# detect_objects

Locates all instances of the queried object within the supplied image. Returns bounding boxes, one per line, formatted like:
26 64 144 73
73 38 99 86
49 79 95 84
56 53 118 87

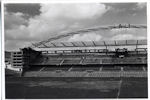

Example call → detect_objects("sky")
4 3 147 51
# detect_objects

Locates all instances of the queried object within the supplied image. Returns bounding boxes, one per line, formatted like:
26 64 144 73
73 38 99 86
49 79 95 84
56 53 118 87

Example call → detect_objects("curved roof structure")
33 39 147 52
31 24 147 49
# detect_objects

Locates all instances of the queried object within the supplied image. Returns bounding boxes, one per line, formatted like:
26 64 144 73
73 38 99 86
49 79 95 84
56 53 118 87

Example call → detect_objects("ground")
5 77 148 99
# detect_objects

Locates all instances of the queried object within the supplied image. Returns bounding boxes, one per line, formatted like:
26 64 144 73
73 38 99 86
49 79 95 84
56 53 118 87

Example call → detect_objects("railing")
24 71 147 77
30 55 147 65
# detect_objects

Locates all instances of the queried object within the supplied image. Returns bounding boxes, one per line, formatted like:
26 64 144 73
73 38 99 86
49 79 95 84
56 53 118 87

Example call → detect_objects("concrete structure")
8 24 147 77
10 51 23 72
10 48 41 72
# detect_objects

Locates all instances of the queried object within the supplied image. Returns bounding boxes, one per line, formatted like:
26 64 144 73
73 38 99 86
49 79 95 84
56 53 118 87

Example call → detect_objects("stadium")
5 24 148 98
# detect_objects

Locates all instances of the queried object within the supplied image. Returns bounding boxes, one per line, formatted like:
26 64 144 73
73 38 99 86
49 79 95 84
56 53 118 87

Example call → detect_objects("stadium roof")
31 24 147 48
33 40 147 51
35 40 147 48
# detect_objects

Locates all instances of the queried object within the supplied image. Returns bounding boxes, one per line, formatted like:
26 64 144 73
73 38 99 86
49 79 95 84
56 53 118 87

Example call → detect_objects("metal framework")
33 40 147 52
30 24 147 48
35 40 147 48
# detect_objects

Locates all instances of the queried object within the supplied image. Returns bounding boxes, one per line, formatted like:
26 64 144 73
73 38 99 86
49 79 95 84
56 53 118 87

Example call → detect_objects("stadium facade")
9 24 147 77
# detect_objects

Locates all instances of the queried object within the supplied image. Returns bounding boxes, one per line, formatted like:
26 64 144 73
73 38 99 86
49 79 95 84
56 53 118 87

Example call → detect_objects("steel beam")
81 41 87 47
71 42 77 47
92 41 96 46
51 43 57 47
61 42 67 47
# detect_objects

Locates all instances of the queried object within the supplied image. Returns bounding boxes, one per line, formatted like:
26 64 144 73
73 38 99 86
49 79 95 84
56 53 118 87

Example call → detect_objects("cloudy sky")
4 3 147 51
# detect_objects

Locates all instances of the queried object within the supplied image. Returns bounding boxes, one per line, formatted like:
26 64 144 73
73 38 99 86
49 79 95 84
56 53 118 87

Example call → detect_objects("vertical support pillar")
99 66 102 71
143 66 146 71
104 41 108 55
121 67 124 71
136 40 138 54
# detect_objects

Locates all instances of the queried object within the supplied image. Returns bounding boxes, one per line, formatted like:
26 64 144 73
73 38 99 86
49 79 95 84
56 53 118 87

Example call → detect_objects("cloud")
111 34 146 40
5 3 109 50
5 3 147 51
5 40 31 51
136 3 146 9
110 28 147 37
110 28 147 41
27 3 109 39
5 11 28 30
40 3 108 19
5 25 32 41
111 34 133 40
67 28 147 42
68 32 102 41
110 28 137 35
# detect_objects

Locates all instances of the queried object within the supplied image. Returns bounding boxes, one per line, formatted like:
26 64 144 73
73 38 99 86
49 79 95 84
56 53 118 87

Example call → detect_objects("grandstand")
9 24 147 78
6 24 148 99
11 40 147 77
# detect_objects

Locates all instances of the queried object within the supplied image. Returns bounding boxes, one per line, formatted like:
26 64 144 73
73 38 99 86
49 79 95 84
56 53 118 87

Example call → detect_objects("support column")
99 66 102 71
143 66 146 71
121 66 124 71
